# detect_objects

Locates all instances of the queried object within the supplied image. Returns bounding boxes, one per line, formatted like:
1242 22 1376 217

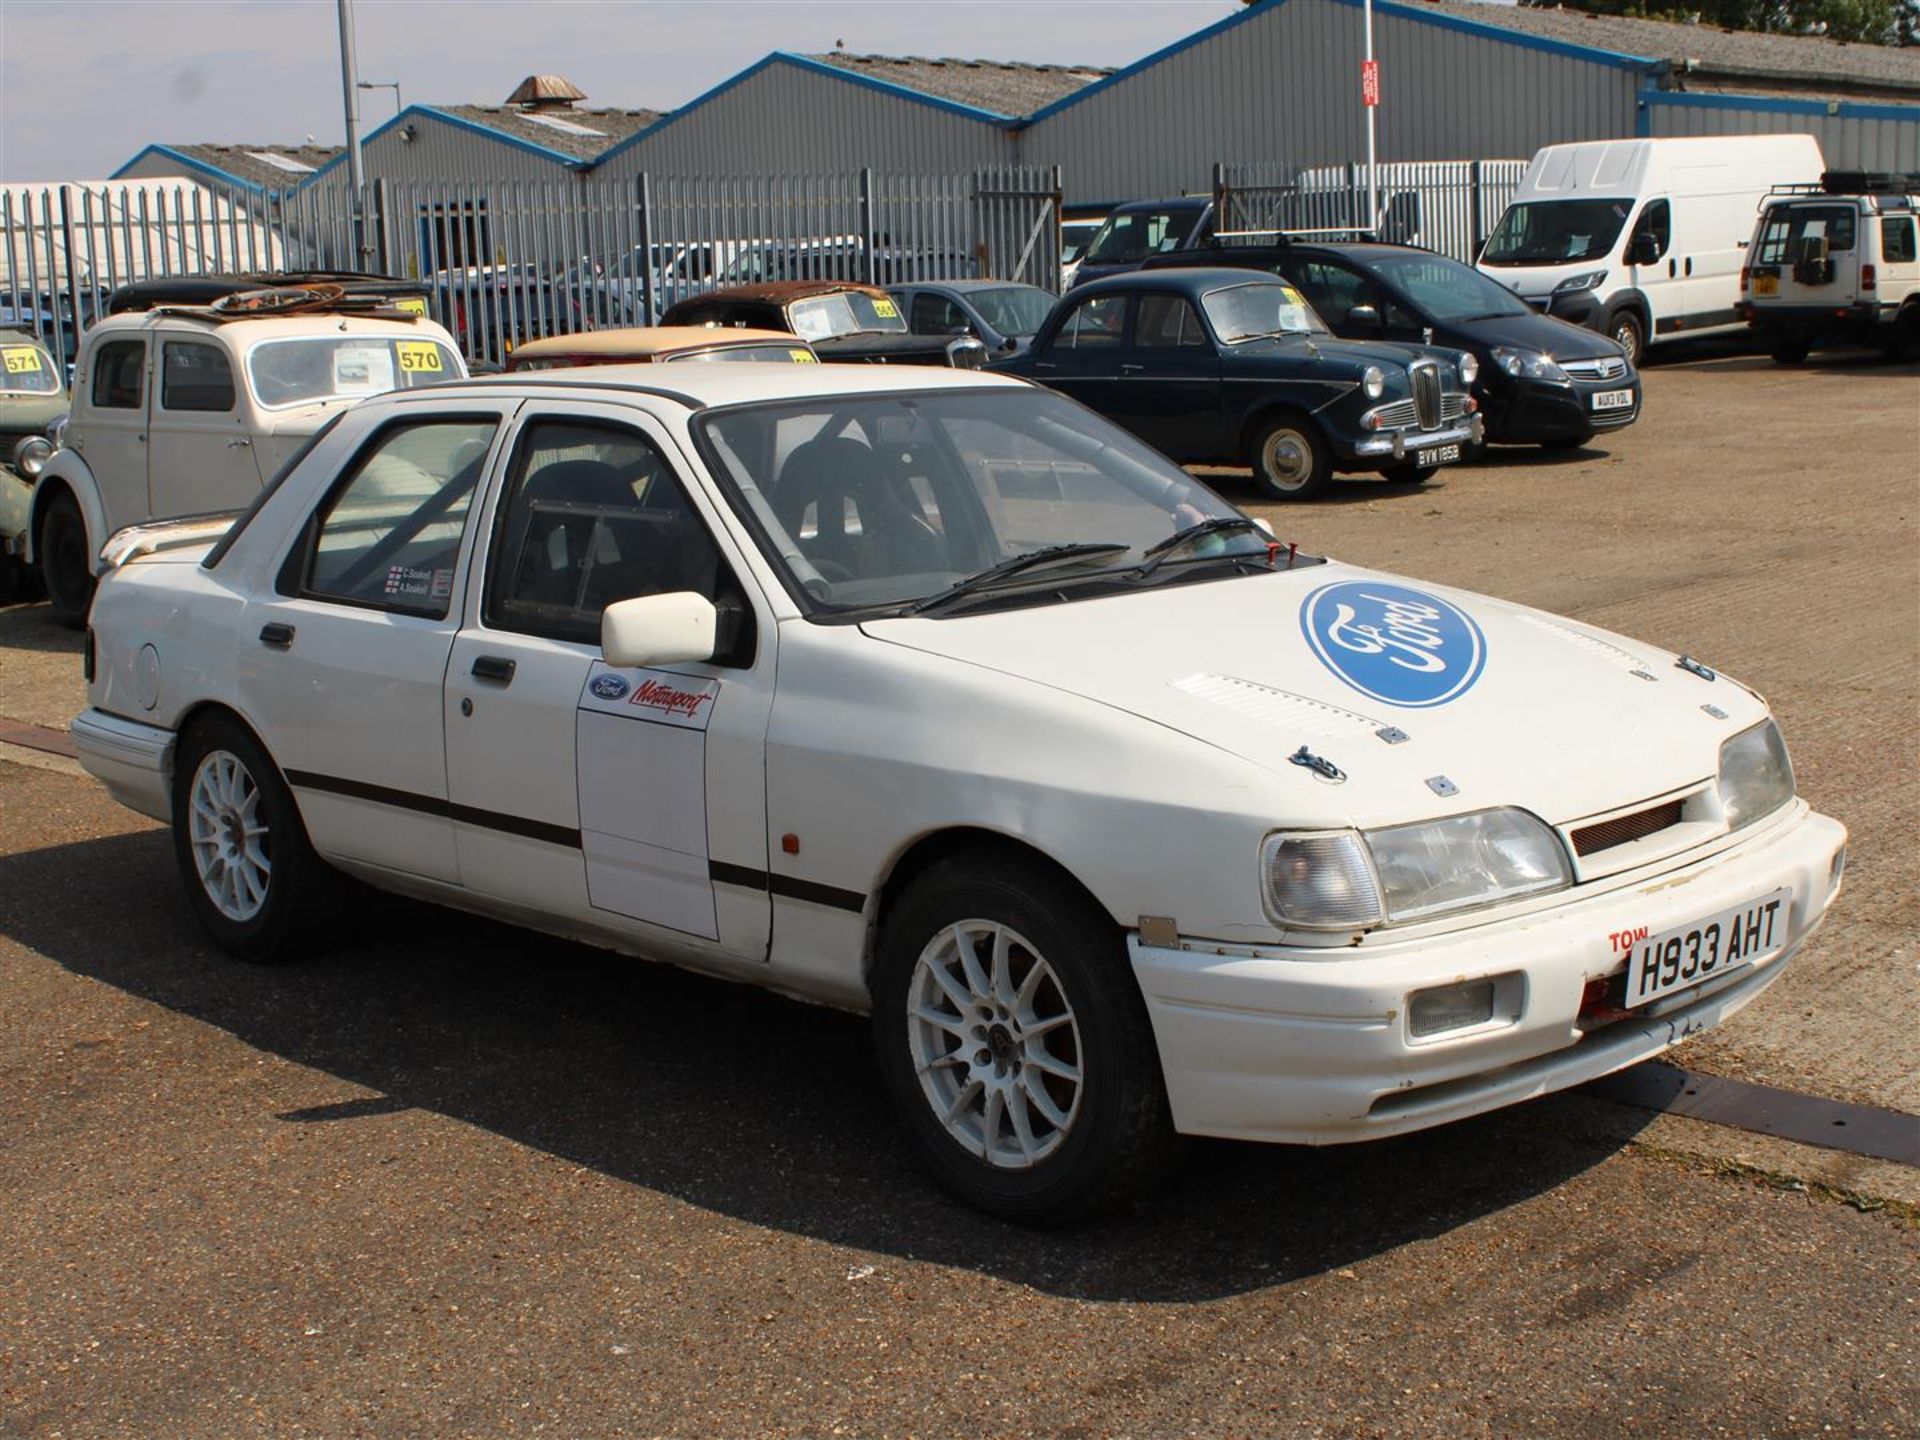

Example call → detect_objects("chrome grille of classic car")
1410 362 1442 430
1369 393 1468 430
1562 356 1629 382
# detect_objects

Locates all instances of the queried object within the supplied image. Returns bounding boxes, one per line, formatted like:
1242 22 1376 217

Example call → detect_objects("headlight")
1457 351 1479 386
1365 808 1572 924
11 434 53 478
1262 808 1572 932
1553 269 1608 294
1362 364 1385 400
1492 345 1569 384
1718 719 1795 831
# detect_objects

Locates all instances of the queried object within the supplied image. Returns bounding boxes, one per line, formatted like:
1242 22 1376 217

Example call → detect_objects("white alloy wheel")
906 918 1083 1169
187 749 272 922
1259 427 1316 492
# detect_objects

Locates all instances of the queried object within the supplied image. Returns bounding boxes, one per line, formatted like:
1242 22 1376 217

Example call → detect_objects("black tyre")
1249 412 1332 501
871 853 1178 1224
1541 436 1589 453
1770 335 1811 366
37 489 95 629
170 713 339 962
1608 310 1645 367
1891 308 1920 365
1379 462 1439 485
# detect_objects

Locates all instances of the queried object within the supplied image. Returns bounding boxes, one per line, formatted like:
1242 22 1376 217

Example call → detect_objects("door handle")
227 437 252 449
1668 259 1677 278
259 623 295 648
471 655 516 684
1119 363 1145 374
1684 257 1693 277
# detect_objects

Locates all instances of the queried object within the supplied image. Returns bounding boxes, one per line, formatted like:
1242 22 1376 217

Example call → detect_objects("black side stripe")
709 860 866 914
285 768 868 913
285 769 582 849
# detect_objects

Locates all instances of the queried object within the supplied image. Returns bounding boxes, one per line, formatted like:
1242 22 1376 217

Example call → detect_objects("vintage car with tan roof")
506 327 818 371
660 280 987 368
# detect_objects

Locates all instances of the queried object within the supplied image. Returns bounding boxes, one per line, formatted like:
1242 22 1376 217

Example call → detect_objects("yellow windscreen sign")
870 298 899 319
391 297 427 316
788 349 817 363
395 340 444 373
2 346 45 374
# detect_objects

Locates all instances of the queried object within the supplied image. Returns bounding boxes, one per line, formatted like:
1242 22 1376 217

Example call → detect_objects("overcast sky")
0 0 1253 182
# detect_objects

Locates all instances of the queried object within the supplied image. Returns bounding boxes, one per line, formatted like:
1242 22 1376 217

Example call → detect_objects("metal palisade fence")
5 160 1525 369
1213 159 1528 263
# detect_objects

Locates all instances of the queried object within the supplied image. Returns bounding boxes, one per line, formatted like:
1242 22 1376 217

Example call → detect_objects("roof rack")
1821 170 1920 196
107 271 431 318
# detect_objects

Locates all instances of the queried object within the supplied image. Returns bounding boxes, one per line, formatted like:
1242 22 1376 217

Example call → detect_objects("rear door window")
1881 216 1917 264
161 340 236 412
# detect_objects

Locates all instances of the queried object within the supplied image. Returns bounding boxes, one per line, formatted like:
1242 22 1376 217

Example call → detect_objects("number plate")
1591 388 1634 412
1753 274 1779 296
1624 888 1791 1008
1415 443 1461 468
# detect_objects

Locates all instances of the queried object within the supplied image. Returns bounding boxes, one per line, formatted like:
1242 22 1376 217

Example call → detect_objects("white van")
1477 135 1825 363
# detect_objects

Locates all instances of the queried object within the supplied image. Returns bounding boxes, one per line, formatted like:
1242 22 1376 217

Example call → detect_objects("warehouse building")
112 142 343 199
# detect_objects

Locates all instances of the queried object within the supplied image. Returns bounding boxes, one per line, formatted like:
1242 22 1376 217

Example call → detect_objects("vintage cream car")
73 364 1845 1222
30 285 464 625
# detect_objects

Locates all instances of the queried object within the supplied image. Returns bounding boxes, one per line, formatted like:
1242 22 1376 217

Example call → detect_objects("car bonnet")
860 562 1767 828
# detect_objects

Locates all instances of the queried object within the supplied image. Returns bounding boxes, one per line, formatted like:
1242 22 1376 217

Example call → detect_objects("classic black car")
994 268 1480 500
659 281 986 368
889 279 1058 358
1146 242 1641 450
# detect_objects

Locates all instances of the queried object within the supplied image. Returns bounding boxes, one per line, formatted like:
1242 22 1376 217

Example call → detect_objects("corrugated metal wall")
305 113 580 200
1020 0 1637 205
597 61 1016 178
1645 97 1920 172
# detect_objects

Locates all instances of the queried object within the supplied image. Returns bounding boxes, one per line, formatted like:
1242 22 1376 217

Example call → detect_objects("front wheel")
1250 413 1332 501
37 490 94 629
1771 335 1812 366
871 854 1177 1224
1379 462 1439 485
1608 310 1645 367
170 714 339 962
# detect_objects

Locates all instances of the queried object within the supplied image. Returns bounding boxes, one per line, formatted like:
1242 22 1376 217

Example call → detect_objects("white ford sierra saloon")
74 363 1845 1222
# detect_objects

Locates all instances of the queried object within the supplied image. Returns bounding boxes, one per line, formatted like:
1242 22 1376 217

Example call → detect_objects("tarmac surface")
2 339 1915 1437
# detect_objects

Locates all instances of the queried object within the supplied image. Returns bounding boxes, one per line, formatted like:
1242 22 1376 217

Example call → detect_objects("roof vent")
506 74 586 109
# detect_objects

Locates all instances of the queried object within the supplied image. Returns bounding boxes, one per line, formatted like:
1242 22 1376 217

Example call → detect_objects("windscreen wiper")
1134 516 1270 579
905 542 1130 616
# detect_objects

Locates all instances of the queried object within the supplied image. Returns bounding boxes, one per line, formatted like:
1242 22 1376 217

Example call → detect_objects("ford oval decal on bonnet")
589 673 631 701
1301 582 1486 708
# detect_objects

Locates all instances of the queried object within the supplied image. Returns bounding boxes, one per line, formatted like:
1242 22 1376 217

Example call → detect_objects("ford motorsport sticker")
1301 581 1486 708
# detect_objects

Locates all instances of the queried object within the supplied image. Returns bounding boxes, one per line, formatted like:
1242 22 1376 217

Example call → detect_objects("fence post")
1470 159 1486 257
372 178 394 275
858 168 876 285
1211 161 1228 234
58 188 83 373
637 173 656 323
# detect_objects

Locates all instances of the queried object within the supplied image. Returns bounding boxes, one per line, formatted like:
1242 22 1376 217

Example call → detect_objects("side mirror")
1346 304 1382 331
602 592 716 669
1626 237 1657 267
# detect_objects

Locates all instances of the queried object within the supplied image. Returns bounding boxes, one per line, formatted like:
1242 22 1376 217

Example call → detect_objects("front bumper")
1745 301 1894 347
1483 375 1642 444
72 708 175 823
1346 412 1483 464
1129 803 1846 1145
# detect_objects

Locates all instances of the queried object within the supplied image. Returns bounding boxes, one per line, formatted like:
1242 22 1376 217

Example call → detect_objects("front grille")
1563 356 1629 382
1369 393 1468 430
1572 799 1685 856
1411 361 1441 430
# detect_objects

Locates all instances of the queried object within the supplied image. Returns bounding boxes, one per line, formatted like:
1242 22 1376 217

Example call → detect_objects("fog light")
1409 979 1496 1038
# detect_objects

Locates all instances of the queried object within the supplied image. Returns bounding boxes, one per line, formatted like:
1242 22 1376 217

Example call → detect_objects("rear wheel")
1250 413 1332 501
871 854 1177 1224
1771 335 1811 365
37 489 94 629
170 713 339 962
1891 308 1920 364
1608 310 1645 367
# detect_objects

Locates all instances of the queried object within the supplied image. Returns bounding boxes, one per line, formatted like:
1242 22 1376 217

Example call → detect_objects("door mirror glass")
602 591 717 668
1346 304 1382 330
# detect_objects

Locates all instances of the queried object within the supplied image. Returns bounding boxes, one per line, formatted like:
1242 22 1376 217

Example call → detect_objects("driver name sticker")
870 298 899 319
1301 581 1487 708
2 346 44 374
395 340 444 373
383 564 435 599
789 349 817 364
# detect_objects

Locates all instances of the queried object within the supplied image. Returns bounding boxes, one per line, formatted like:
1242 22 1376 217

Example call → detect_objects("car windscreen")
696 388 1266 615
1754 205 1858 265
1366 253 1531 321
1481 199 1632 266
1201 281 1328 341
965 287 1055 339
667 343 817 363
1082 206 1206 265
247 335 466 409
0 339 60 393
786 293 908 340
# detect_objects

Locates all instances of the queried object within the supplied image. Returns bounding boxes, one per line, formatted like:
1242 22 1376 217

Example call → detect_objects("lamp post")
336 0 367 259
1362 0 1379 234
358 80 403 119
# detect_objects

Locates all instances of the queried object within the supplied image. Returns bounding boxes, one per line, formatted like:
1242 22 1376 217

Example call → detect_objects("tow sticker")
1301 581 1486 708
870 298 899 319
395 340 444 373
391 297 427 316
2 346 44 374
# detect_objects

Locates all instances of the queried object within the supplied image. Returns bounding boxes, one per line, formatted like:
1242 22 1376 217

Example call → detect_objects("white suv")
31 281 465 625
1741 171 1920 364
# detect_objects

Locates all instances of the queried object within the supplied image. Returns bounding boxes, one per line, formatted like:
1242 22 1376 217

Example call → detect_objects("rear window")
247 334 464 409
1755 205 1857 265
0 339 59 394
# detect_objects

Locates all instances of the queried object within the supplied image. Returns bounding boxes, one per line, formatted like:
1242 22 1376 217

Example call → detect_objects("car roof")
1068 267 1290 299
510 327 802 362
685 280 890 306
386 359 1029 411
85 310 455 342
1110 197 1209 214
891 279 1049 295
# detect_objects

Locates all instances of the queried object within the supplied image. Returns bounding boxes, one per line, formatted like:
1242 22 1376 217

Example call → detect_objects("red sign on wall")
1361 58 1381 107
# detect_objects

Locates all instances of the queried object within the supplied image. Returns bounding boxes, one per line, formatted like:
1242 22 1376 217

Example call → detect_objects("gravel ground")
1 339 1915 1437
